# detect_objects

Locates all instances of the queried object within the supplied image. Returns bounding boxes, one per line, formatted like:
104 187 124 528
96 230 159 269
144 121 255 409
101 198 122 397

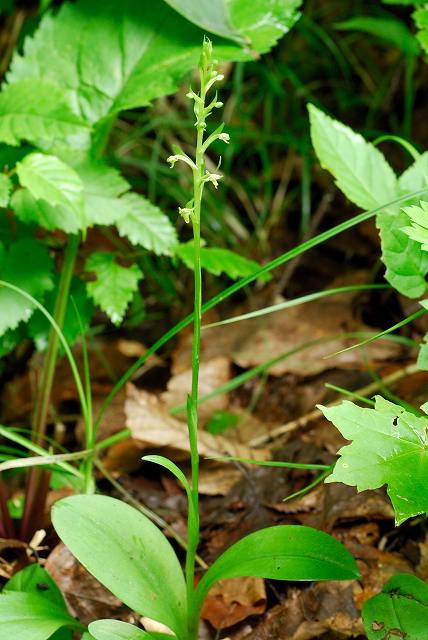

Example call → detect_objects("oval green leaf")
52 495 187 638
194 525 359 608
88 620 152 640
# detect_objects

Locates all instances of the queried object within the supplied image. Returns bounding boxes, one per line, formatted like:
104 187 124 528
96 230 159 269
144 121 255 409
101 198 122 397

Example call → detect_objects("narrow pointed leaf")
52 495 187 638
195 525 359 608
320 396 428 524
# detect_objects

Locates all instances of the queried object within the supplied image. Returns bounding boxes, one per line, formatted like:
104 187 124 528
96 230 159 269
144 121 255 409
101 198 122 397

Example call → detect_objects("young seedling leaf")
89 619 171 640
308 104 428 298
174 241 269 280
362 573 428 639
0 173 11 206
320 396 428 524
52 494 187 638
194 525 359 609
0 237 54 335
16 153 85 230
0 592 77 640
85 252 142 325
164 0 302 53
0 80 88 148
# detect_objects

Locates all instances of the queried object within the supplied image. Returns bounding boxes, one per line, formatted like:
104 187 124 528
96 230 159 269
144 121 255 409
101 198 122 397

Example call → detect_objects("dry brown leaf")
201 576 266 629
198 464 242 496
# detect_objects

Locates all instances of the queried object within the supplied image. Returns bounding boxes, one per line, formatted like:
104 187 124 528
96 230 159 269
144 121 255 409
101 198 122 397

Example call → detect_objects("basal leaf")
85 252 142 325
0 593 78 640
195 525 359 609
52 494 187 638
0 80 89 148
320 396 428 524
0 173 11 206
362 573 428 639
4 565 67 611
7 0 248 128
0 237 54 335
174 241 269 280
16 153 85 229
164 0 302 53
89 619 170 640
116 194 177 256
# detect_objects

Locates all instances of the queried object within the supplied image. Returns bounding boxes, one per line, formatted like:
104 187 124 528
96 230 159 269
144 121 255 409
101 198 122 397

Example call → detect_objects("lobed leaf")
85 252 142 325
320 396 428 524
52 494 187 638
0 237 54 335
362 573 428 639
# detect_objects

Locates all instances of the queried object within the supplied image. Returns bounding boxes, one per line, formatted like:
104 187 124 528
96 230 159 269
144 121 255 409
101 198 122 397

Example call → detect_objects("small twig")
250 362 420 447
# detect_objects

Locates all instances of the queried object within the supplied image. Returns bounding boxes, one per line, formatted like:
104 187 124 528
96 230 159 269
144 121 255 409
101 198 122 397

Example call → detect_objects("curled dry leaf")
201 576 266 630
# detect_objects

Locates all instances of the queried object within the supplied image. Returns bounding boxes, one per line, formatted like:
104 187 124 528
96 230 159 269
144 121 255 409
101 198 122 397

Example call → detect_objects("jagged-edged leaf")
164 0 302 53
174 240 269 280
195 525 359 609
417 332 428 370
85 252 142 325
7 0 248 127
308 104 428 298
52 494 187 638
414 6 428 53
0 238 54 335
335 16 420 56
399 152 428 194
362 574 428 639
16 153 85 229
320 396 428 524
0 174 11 206
89 619 171 640
116 194 177 256
28 276 94 351
0 80 88 147
0 593 77 640
76 161 130 226
402 200 428 248
11 189 80 234
308 104 398 212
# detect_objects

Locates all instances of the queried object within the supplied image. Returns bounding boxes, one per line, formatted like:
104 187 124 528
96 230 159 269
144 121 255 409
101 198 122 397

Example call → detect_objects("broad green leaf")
174 241 268 280
5 565 66 611
76 161 130 226
320 396 428 524
11 189 82 234
308 104 428 298
0 237 54 335
116 194 177 256
335 16 420 56
0 80 88 147
16 153 85 229
164 0 302 52
0 173 11 206
195 525 359 609
414 7 428 53
0 593 78 640
402 200 428 248
399 152 428 193
52 494 187 638
28 276 94 351
7 0 247 128
85 252 142 325
308 104 398 213
362 574 428 639
89 620 171 640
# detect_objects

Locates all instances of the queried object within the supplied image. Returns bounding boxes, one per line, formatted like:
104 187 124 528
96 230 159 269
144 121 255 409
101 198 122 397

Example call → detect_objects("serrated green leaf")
414 6 428 53
76 161 130 226
0 80 89 148
11 189 81 234
28 276 94 351
116 193 177 256
362 574 428 639
52 494 187 638
0 592 77 640
164 0 302 53
16 153 85 230
0 173 11 207
320 396 428 524
0 238 54 335
174 241 269 280
85 252 142 325
402 200 428 249
194 525 359 610
335 16 420 56
399 152 428 194
7 0 248 129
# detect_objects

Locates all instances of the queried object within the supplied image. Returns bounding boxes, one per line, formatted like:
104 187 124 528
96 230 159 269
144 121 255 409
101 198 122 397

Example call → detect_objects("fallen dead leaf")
201 576 266 629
